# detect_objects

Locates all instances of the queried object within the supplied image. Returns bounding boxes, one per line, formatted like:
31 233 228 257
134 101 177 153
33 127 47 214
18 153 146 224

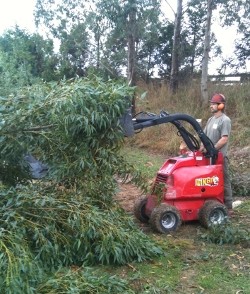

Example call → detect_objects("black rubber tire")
134 196 150 223
149 204 182 233
199 200 228 228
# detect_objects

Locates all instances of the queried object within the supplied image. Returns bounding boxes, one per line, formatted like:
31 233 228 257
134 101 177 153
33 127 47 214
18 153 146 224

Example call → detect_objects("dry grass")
131 80 250 153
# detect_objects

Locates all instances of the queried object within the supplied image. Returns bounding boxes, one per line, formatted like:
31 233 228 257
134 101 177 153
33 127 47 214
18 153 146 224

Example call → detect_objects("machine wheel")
199 200 228 228
134 196 149 223
150 204 182 234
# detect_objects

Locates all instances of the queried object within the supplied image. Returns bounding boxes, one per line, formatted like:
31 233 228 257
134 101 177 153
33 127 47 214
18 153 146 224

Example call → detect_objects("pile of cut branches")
0 77 162 293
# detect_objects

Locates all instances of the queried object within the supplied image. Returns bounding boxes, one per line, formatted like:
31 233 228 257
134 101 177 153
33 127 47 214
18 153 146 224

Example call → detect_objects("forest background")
0 0 249 92
0 0 249 293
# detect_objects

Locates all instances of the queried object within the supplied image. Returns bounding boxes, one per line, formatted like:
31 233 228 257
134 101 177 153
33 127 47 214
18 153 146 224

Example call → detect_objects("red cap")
210 93 226 104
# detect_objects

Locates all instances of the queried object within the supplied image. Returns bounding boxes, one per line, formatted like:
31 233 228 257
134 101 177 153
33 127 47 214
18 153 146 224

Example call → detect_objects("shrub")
199 222 250 245
37 267 135 294
0 77 162 292
231 171 250 197
0 184 162 292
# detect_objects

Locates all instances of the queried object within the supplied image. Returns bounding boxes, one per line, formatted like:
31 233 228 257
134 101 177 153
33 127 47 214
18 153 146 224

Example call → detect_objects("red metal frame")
145 151 224 222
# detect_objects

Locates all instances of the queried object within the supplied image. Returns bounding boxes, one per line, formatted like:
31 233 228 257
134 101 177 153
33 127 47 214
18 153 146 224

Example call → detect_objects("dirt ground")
115 183 142 214
115 181 250 240
115 182 198 237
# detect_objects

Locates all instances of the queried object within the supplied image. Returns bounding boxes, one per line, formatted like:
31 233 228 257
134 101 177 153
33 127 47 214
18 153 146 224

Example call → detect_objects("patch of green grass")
121 145 165 179
101 232 250 293
101 238 185 293
132 249 183 291
193 247 250 293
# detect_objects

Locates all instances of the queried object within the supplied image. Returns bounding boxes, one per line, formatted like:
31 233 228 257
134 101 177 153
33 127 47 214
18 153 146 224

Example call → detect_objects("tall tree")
127 0 136 87
220 0 250 71
200 0 228 103
127 0 137 114
35 0 161 86
162 0 221 87
136 21 171 82
57 23 90 78
0 26 57 93
95 0 161 113
170 0 183 93
152 22 174 79
184 0 207 75
200 0 214 104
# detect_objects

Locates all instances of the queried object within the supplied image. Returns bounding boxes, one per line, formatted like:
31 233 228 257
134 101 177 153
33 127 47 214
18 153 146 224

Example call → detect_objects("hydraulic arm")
120 110 218 164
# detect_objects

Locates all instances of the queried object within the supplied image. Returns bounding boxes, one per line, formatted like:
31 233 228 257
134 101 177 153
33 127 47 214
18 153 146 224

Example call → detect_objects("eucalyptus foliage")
0 77 129 187
0 26 57 94
37 267 135 294
0 228 43 293
199 222 250 245
0 184 162 292
0 77 162 292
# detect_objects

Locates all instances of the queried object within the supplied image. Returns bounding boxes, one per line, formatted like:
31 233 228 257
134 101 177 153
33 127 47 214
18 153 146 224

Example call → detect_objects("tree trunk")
190 32 197 78
170 0 183 94
127 0 137 115
201 0 214 105
96 28 100 69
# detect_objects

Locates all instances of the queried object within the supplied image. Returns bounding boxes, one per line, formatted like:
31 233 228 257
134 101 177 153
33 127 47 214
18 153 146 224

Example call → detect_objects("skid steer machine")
121 110 229 233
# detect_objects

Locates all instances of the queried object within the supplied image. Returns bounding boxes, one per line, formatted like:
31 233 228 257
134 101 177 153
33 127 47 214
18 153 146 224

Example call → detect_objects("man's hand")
199 144 207 153
179 141 188 155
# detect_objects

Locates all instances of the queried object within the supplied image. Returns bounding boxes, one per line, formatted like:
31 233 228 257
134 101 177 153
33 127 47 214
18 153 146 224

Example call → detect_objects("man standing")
200 93 233 211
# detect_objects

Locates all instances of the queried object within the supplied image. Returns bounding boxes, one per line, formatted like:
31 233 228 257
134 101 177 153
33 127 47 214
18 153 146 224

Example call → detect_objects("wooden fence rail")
209 73 250 83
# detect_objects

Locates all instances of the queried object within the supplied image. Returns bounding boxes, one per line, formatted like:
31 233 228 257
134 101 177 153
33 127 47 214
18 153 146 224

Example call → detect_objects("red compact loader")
121 110 229 233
